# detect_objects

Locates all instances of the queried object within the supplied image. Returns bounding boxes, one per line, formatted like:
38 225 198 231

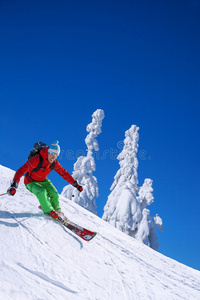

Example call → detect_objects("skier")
7 141 83 219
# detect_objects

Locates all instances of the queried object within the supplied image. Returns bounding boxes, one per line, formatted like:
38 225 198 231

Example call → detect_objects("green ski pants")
26 178 61 214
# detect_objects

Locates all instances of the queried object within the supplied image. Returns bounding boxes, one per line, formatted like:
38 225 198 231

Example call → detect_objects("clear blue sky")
0 1 200 271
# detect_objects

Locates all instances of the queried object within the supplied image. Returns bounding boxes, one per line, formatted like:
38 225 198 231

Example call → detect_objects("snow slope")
0 165 200 300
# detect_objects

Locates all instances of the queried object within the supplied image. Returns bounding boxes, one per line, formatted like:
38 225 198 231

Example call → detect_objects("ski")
60 218 97 241
38 206 97 241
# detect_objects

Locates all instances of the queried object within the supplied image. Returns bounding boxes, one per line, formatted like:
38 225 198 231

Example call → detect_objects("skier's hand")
72 181 83 192
7 180 18 196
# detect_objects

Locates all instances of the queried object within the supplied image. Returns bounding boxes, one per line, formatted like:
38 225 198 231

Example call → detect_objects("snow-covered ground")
0 164 200 300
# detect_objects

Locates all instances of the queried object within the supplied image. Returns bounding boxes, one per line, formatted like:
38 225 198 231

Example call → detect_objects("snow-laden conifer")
137 178 154 210
61 109 105 214
102 125 163 250
102 125 141 235
136 178 163 250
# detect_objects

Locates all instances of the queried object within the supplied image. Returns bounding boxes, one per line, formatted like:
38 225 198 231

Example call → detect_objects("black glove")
7 180 18 196
72 181 83 192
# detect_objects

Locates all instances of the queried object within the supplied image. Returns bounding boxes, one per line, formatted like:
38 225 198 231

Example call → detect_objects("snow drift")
0 164 200 300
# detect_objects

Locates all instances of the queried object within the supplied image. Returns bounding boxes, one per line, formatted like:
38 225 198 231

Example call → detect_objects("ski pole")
0 192 7 197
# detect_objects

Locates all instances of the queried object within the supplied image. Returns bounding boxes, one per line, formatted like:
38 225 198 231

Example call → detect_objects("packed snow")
0 164 200 300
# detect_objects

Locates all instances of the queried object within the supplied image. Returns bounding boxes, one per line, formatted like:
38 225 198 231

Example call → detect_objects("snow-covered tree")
137 178 154 210
102 125 163 250
136 178 163 250
61 109 105 215
102 125 141 235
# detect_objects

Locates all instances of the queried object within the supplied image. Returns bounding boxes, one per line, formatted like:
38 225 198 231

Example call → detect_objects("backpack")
27 142 55 173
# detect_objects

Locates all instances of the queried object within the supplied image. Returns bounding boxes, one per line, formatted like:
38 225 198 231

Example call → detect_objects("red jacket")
13 147 76 185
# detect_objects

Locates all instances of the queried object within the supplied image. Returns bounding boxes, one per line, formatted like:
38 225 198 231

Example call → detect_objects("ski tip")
87 232 97 242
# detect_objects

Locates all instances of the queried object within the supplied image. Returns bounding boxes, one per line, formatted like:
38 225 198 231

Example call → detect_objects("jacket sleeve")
13 155 40 184
54 161 75 185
